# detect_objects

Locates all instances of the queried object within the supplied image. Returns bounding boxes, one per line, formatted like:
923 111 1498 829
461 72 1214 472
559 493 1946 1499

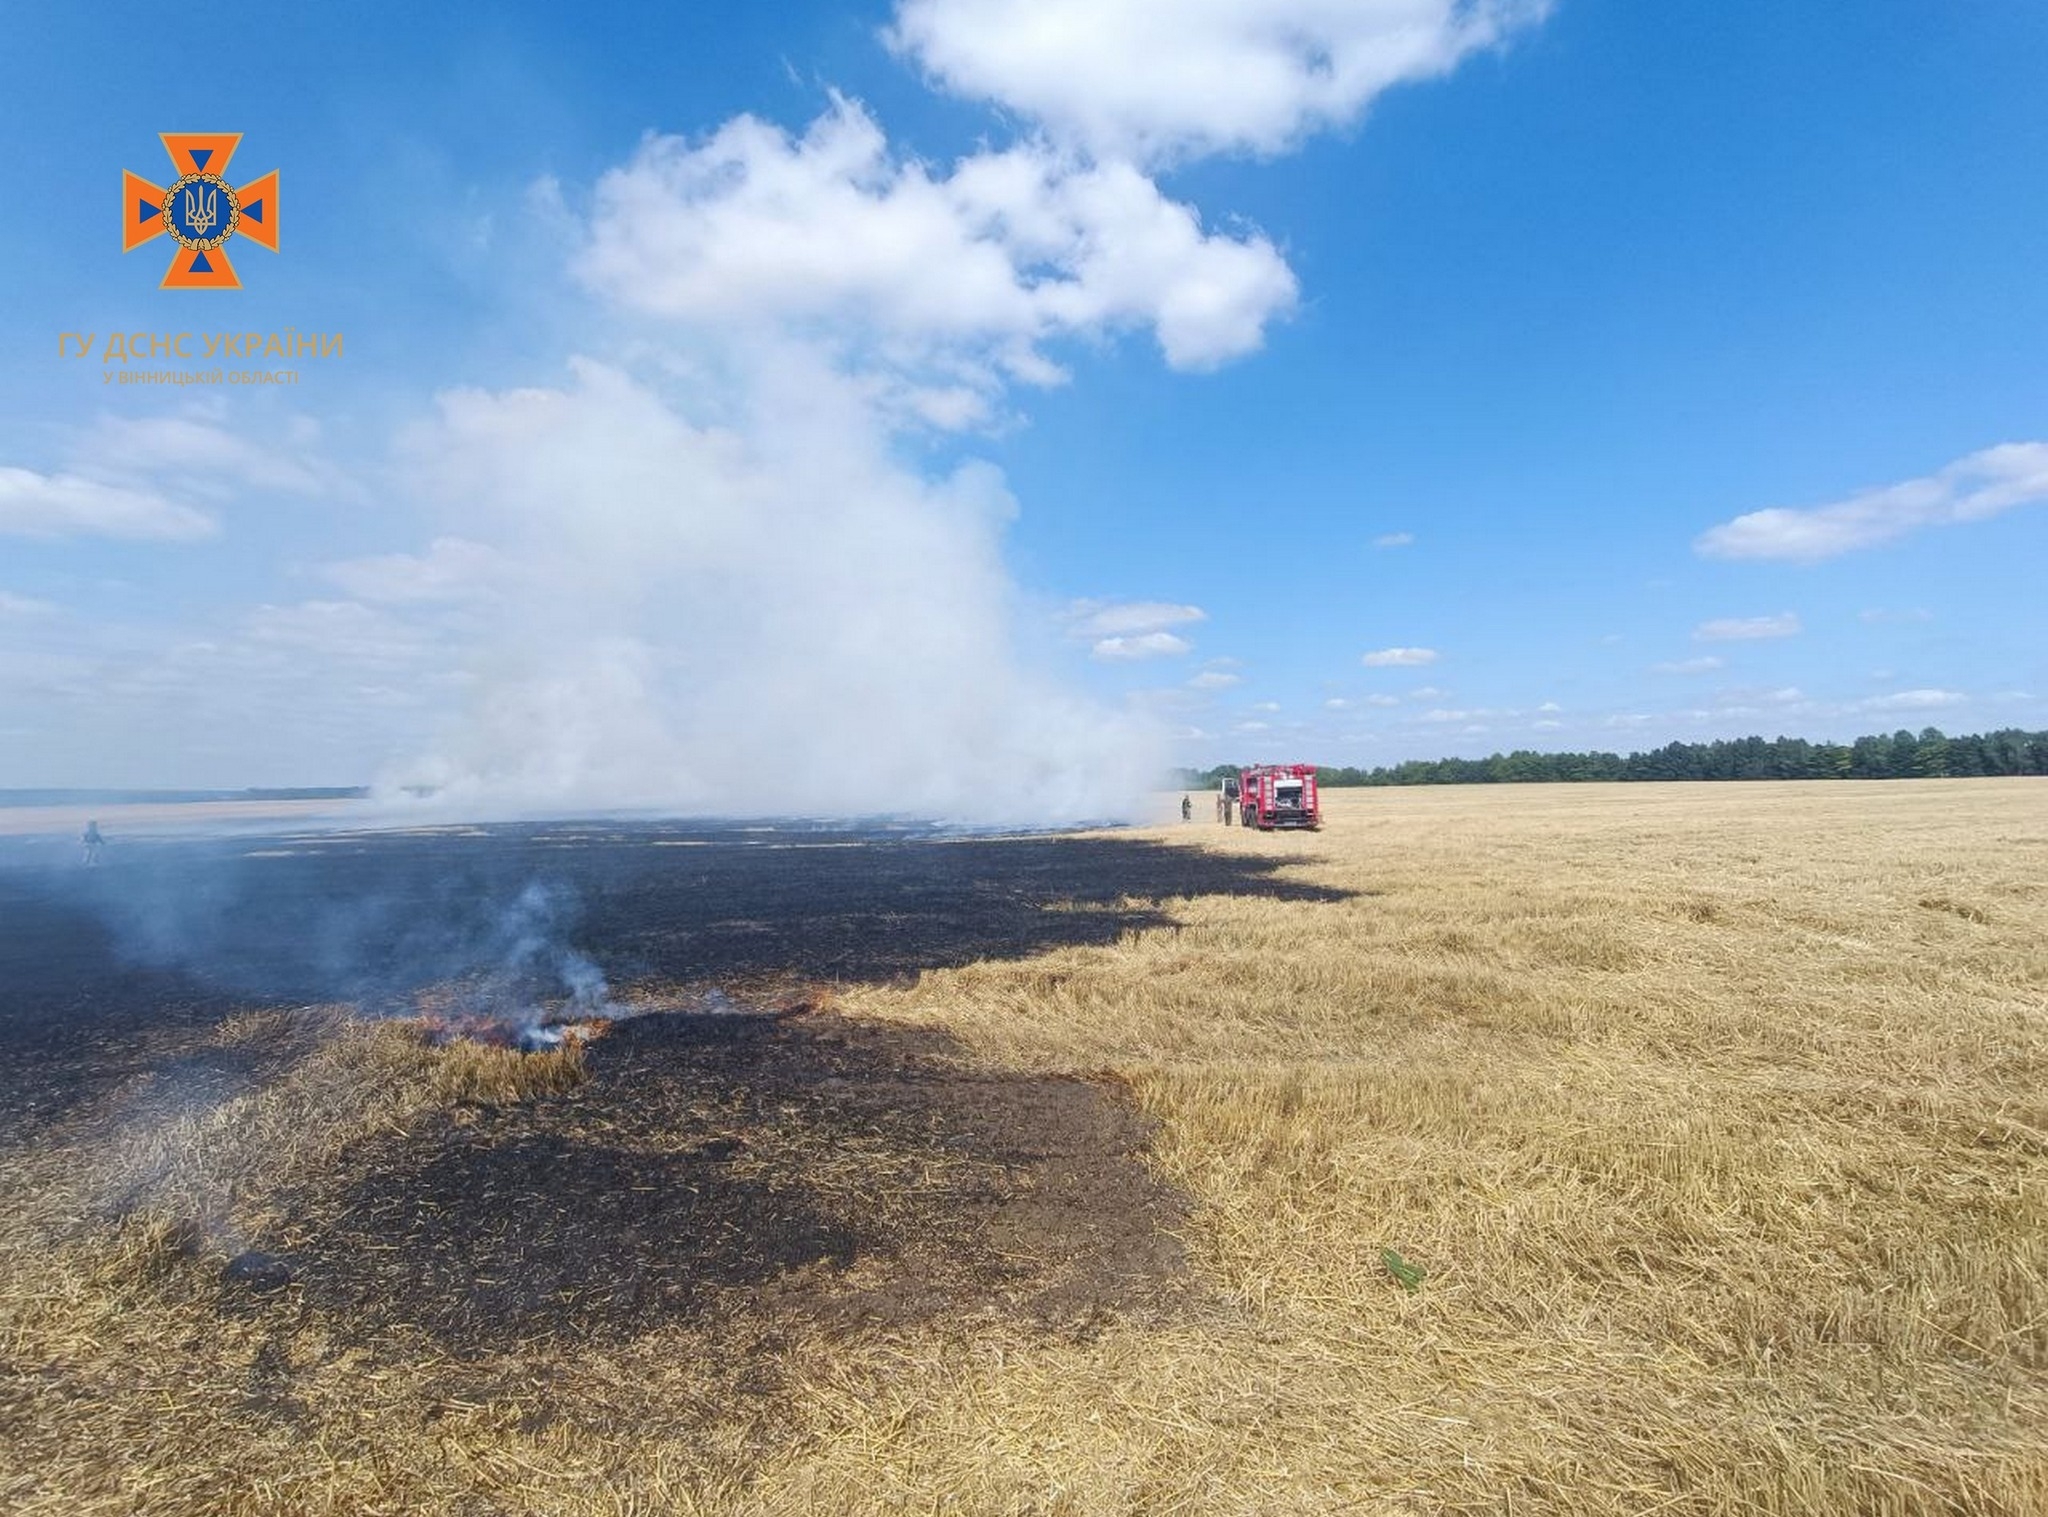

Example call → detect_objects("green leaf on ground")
1382 1247 1426 1292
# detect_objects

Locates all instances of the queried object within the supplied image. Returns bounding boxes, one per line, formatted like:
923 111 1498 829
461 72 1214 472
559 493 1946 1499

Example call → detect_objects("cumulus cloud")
888 0 1549 161
1696 443 2048 562
1854 688 1968 713
577 95 1298 388
1065 599 1206 637
8 5 1551 808
0 467 215 541
1363 645 1438 666
1371 531 1414 548
1651 655 1724 674
1694 613 1800 642
1092 631 1193 660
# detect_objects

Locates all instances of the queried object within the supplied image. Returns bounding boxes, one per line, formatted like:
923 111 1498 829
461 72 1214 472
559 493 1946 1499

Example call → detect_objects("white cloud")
1324 697 1350 710
1694 613 1800 642
1371 531 1414 549
1532 718 1562 730
1249 700 1280 712
576 95 1298 389
1363 645 1438 666
1651 656 1724 674
244 599 434 669
1365 693 1401 706
1065 599 1205 637
1406 685 1446 700
0 467 215 541
1234 720 1270 733
1859 607 1933 624
1696 443 2048 562
81 411 337 499
1092 631 1193 660
6 14 1553 804
323 537 506 604
0 591 55 617
1536 700 1562 712
888 0 1550 162
1854 688 1968 713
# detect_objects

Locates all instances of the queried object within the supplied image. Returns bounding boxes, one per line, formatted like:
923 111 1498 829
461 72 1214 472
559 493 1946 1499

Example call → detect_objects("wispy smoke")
49 841 615 1027
488 880 614 1019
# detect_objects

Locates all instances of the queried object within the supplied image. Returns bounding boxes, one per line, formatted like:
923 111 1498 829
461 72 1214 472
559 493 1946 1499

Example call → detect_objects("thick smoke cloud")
370 353 1158 823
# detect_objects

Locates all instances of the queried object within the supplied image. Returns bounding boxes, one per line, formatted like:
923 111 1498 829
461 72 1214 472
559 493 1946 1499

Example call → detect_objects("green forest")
1183 727 2048 789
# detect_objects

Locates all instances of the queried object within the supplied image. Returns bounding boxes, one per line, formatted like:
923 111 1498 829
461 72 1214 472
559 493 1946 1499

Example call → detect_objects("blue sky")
2 1 2044 809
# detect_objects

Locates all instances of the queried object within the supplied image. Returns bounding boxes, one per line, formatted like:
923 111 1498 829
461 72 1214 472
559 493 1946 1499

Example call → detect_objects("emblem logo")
123 134 279 290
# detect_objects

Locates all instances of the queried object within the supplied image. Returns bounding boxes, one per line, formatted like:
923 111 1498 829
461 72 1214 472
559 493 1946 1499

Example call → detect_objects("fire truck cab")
1236 763 1322 831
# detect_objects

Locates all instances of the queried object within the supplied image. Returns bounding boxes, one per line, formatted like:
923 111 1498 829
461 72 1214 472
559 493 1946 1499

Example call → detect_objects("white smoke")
370 351 1159 823
332 68 1329 826
492 880 613 1017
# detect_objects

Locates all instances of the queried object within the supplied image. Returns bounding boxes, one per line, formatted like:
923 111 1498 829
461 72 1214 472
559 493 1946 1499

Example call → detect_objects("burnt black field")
0 819 1348 1359
0 816 1343 1022
0 819 1348 1143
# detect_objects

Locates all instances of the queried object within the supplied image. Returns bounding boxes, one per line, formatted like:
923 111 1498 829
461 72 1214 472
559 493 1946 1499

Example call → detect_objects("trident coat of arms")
123 133 279 290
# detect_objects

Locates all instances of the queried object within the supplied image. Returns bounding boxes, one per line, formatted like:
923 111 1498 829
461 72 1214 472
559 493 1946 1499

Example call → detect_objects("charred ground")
0 821 1343 1416
288 1009 1188 1354
0 819 1346 1002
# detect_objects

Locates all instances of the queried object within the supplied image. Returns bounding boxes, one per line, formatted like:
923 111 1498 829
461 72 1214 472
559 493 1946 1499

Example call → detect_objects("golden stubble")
2 780 2043 1515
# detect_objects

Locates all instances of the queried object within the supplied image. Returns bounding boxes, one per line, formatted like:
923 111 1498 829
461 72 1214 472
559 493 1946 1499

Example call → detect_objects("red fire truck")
1235 763 1322 830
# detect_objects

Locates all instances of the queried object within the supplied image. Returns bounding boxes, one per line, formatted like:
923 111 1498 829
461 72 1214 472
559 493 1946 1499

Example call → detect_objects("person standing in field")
81 820 105 865
1182 794 1193 822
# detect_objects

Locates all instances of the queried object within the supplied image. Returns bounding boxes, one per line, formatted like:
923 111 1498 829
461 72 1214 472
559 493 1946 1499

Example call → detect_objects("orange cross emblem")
123 133 279 290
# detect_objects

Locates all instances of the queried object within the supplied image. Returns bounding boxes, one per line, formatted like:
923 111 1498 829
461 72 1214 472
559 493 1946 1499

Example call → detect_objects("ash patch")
272 1008 1187 1353
300 1133 856 1341
0 823 1345 1137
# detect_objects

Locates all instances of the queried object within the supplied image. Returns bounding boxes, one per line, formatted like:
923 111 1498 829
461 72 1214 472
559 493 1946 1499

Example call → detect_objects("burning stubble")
41 835 627 1045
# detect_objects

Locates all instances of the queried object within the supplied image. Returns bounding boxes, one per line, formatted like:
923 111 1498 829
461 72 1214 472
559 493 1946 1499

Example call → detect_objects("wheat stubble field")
2 781 2044 1514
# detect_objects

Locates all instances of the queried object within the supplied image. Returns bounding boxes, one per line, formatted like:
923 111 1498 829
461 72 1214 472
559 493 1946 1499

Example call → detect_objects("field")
1 782 2044 1515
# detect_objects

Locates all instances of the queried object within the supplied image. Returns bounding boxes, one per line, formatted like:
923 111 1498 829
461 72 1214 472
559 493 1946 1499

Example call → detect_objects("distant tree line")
1177 727 2048 789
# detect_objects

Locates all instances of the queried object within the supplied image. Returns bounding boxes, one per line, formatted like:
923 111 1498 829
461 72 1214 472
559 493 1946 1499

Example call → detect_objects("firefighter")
81 819 105 865
1181 794 1192 822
